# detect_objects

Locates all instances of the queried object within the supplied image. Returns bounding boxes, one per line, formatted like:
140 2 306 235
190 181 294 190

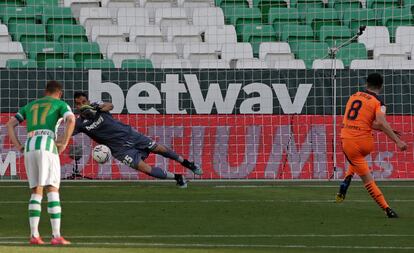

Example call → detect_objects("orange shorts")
342 137 374 176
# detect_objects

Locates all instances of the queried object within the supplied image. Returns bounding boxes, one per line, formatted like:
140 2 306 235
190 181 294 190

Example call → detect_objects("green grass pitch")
0 181 413 253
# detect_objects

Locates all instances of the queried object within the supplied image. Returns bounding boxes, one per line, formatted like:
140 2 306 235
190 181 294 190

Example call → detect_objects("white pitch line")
0 241 413 250
1 234 414 240
1 199 414 204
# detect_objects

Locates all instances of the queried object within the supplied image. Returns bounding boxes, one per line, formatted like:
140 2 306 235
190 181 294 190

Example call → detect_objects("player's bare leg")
135 160 188 188
29 186 44 245
151 144 203 175
360 174 398 218
46 186 71 245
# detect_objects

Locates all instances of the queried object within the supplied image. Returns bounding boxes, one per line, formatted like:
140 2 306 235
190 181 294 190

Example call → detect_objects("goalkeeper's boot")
29 236 45 245
174 174 188 189
385 207 399 218
336 175 353 203
51 236 71 245
182 160 203 175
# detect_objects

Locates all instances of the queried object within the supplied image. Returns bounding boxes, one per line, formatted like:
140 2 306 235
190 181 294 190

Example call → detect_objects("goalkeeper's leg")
135 160 187 188
151 144 203 175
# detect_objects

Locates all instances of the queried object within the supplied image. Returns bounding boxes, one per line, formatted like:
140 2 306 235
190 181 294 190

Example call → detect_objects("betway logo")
88 70 312 114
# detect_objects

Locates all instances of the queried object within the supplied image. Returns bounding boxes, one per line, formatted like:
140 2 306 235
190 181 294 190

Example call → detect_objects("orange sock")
364 181 389 210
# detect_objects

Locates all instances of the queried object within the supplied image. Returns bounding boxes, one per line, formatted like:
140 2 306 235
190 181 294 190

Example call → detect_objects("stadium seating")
14 24 47 44
83 59 115 68
304 8 341 34
373 44 410 60
0 24 11 42
166 26 202 44
178 0 213 8
0 41 26 67
90 25 126 51
312 59 345 69
221 43 253 65
358 26 390 51
41 7 77 30
239 24 277 56
5 58 37 68
25 42 65 66
395 26 414 46
64 0 101 17
191 8 225 32
49 25 88 43
44 58 77 68
259 42 294 67
145 42 179 67
349 59 387 69
101 0 137 8
79 8 114 35
121 59 154 69
235 58 268 68
342 9 377 32
183 43 219 66
204 25 237 45
268 8 301 36
318 25 352 47
280 24 314 42
63 42 103 67
379 8 413 40
366 0 399 9
197 59 229 68
336 43 367 67
289 41 329 68
328 0 362 12
253 0 287 23
116 8 151 28
215 0 249 9
387 60 414 70
272 59 306 69
106 42 141 68
225 7 262 34
155 8 189 33
160 58 192 68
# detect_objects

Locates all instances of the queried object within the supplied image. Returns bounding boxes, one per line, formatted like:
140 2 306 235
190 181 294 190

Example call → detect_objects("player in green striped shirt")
6 81 75 245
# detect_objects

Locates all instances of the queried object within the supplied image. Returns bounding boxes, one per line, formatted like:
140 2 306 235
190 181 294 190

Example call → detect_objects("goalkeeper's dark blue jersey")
73 111 153 156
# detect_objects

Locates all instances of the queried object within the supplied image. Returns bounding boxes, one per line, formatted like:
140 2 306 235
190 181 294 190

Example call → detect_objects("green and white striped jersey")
15 96 74 154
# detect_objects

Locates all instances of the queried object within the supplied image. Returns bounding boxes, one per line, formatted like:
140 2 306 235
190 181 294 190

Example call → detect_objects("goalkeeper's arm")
91 102 113 112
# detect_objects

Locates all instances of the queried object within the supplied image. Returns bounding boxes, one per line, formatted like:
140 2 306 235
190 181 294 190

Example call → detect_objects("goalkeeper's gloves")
79 104 97 119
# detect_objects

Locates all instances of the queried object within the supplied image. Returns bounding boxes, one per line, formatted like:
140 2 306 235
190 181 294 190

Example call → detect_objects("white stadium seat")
140 0 174 8
107 42 141 68
166 26 201 44
177 0 213 8
101 0 137 8
0 24 11 42
221 43 253 64
358 26 390 51
117 8 150 28
395 26 414 47
145 42 178 67
191 8 224 32
64 0 101 17
91 25 127 53
374 44 409 61
183 43 218 65
312 59 345 69
196 59 229 68
204 25 237 45
387 60 414 70
155 8 189 33
160 58 192 68
0 42 26 67
349 59 387 69
259 42 294 67
235 58 268 69
129 26 163 53
79 8 114 35
273 59 306 69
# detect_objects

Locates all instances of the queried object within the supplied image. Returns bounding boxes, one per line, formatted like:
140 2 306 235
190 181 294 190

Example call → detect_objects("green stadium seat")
252 0 287 23
121 59 154 69
268 8 301 36
63 42 103 67
239 24 277 56
366 0 399 9
342 9 378 32
380 8 413 39
47 25 88 43
0 7 36 27
291 0 325 12
336 43 367 66
215 0 249 8
6 59 37 68
44 59 77 68
83 59 115 69
14 24 47 44
25 42 65 66
225 7 263 33
0 0 24 6
328 0 362 12
41 7 76 30
281 24 314 42
305 8 341 34
26 0 58 9
318 25 352 47
289 41 329 68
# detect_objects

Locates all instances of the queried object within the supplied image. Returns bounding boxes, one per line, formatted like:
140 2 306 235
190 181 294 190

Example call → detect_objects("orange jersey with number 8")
341 90 385 139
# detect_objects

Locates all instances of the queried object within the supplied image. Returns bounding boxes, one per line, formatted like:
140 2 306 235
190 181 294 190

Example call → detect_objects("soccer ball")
92 145 111 164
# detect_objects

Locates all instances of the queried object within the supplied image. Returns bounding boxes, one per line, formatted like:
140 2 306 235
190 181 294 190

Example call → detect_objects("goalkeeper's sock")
28 194 42 237
47 192 62 238
160 148 184 163
364 181 389 210
339 175 353 195
149 166 175 179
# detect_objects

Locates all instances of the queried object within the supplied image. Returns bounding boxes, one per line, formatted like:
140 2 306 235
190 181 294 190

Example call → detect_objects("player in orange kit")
336 73 407 218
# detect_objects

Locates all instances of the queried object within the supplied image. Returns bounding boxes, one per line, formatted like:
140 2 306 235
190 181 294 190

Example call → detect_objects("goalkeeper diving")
72 92 202 187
